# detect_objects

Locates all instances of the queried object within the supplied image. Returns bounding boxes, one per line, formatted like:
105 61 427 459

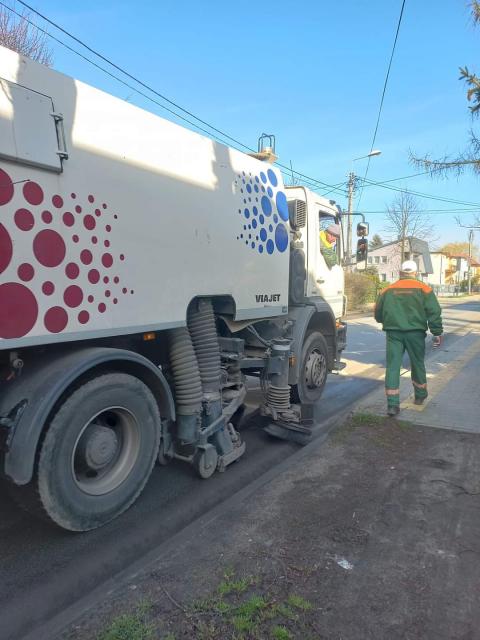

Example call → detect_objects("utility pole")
468 229 474 295
346 171 355 269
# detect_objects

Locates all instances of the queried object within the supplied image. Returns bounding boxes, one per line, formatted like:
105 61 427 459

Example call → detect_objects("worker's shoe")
387 405 400 417
414 392 428 406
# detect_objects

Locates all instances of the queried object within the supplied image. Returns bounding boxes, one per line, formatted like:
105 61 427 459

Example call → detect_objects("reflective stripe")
412 380 427 389
386 388 400 396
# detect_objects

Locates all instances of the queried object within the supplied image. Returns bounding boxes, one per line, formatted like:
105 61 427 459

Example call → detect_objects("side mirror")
357 222 369 237
356 238 368 264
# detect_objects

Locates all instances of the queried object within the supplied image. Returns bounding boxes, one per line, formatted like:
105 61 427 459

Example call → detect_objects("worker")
374 260 443 416
320 223 340 269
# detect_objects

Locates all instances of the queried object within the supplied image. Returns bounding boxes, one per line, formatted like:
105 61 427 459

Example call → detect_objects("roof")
368 236 433 274
448 253 480 266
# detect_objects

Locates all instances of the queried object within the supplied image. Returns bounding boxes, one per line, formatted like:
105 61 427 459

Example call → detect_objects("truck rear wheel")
31 373 160 531
291 331 329 405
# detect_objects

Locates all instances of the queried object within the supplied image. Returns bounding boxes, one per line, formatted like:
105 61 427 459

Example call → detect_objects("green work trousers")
385 330 428 407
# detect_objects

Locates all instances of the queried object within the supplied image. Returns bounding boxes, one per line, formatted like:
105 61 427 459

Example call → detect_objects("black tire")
19 373 160 531
291 331 329 405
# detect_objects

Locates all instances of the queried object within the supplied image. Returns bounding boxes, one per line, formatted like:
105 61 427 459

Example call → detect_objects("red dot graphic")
15 208 34 231
42 281 55 295
64 285 83 308
0 283 38 338
120 254 125 261
52 195 64 209
105 290 111 298
103 276 109 284
78 310 89 324
98 303 106 313
105 225 111 233
63 212 74 227
80 249 93 265
87 295 94 303
23 181 43 206
18 263 34 282
42 210 53 224
102 253 113 268
102 203 107 209
0 224 13 275
0 169 14 206
44 306 68 333
65 262 80 279
72 235 79 243
88 195 95 203
113 298 118 304
91 236 98 244
114 214 118 220
75 205 82 214
122 287 127 294
94 209 101 217
33 230 66 267
113 276 119 284
88 269 100 284
84 215 95 230
71 193 76 199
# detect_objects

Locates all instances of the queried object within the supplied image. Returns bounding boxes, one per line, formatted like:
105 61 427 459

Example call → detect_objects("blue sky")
15 0 480 247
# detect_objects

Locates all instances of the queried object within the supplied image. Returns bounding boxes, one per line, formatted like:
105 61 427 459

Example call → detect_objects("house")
424 252 480 286
357 237 433 282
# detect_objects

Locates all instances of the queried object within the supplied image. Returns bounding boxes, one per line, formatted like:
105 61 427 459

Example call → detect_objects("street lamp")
346 150 382 268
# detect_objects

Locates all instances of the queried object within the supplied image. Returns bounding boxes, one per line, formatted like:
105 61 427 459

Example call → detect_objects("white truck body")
0 45 289 348
0 45 353 532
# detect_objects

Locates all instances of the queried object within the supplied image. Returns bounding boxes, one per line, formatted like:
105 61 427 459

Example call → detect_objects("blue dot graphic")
251 242 255 248
245 240 248 245
276 191 289 221
243 224 247 230
275 223 288 252
246 184 252 193
253 206 258 216
260 228 267 242
261 196 272 216
249 234 252 239
269 224 273 232
244 208 250 219
266 239 275 254
241 189 244 193
273 214 278 224
267 169 278 187
254 185 259 193
260 172 267 184
267 187 273 198
255 176 259 183
243 199 247 204
258 245 264 254
261 186 266 193
259 214 265 224
240 233 243 238
248 224 251 229
238 209 241 214
252 219 257 229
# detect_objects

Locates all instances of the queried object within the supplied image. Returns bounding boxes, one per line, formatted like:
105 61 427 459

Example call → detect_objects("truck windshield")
319 212 341 258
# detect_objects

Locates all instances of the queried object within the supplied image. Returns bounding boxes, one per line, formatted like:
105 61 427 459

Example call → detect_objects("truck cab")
286 186 345 318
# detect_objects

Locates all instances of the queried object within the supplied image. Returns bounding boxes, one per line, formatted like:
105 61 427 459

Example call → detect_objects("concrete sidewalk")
359 327 480 433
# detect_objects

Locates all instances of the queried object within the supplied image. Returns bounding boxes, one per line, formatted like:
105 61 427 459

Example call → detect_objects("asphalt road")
0 296 477 640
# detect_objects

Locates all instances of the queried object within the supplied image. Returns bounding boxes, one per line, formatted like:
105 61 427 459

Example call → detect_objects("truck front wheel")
291 331 329 405
32 373 160 531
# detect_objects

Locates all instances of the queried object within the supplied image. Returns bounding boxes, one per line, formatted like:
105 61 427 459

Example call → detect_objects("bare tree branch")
0 8 52 66
384 192 436 262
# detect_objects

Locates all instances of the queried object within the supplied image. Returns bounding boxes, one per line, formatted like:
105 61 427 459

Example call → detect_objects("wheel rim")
71 407 141 496
304 348 327 390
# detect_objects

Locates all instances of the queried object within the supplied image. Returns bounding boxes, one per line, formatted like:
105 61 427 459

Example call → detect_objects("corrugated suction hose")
187 299 221 395
168 327 203 416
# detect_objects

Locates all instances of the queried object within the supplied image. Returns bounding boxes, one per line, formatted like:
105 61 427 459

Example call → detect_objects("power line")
359 170 431 187
356 0 407 209
9 0 346 198
360 176 480 207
